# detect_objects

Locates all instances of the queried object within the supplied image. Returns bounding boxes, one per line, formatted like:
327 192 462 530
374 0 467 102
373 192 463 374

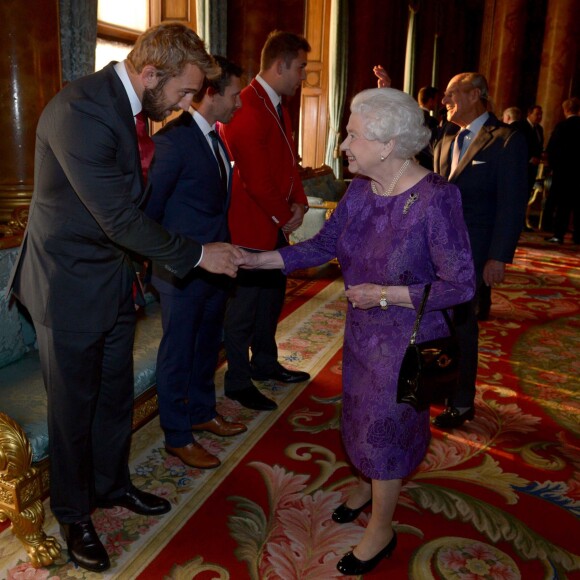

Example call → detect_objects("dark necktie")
450 128 470 174
276 102 286 133
208 130 228 193
135 112 155 182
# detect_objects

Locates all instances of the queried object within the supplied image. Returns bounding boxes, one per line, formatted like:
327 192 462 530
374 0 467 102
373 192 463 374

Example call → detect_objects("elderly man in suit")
220 31 311 411
145 56 247 471
523 105 544 191
8 24 243 572
545 97 580 245
432 72 528 429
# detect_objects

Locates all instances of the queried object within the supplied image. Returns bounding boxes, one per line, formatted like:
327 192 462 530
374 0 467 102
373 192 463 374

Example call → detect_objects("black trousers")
35 293 135 523
450 296 479 408
223 267 286 393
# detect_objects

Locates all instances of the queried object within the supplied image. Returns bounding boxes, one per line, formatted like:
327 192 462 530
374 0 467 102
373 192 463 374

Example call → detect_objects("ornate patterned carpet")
1 234 579 579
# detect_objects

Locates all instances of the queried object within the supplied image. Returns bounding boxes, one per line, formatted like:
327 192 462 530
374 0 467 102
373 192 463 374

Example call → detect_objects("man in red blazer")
220 31 311 410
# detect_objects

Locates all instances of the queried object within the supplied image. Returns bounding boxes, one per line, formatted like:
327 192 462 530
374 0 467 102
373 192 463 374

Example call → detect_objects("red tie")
135 111 155 182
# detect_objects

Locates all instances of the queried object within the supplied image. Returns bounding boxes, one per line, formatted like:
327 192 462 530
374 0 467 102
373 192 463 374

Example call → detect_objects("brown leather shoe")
165 442 221 469
192 415 247 437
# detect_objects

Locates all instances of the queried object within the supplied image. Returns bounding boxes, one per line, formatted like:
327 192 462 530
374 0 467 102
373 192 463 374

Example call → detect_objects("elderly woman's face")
340 113 382 176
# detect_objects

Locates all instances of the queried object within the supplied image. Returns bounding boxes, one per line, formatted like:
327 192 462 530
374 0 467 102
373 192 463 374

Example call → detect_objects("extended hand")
373 65 391 88
199 242 244 278
237 248 261 269
482 259 506 287
237 248 284 270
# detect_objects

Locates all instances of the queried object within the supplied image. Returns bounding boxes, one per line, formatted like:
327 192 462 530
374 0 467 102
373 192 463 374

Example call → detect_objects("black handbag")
396 284 460 411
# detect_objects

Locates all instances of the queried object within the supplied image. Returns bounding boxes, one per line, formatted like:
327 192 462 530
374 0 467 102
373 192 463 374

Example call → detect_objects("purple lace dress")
279 173 475 480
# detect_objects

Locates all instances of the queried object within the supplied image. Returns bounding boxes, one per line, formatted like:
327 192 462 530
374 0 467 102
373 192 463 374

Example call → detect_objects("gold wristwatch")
379 287 389 310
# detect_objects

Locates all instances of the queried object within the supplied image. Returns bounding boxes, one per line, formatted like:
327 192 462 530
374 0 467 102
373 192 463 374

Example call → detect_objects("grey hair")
350 88 431 158
455 72 489 102
503 106 522 121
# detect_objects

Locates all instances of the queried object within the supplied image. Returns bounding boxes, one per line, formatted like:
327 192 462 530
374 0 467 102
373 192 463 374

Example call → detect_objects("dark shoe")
337 531 397 575
332 500 372 523
226 385 278 410
251 363 310 383
96 484 171 515
60 521 110 572
192 414 247 437
545 236 563 244
165 442 221 469
433 406 475 429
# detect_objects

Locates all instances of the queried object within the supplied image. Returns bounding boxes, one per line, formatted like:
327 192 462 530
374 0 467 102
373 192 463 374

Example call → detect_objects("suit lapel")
439 133 456 179
101 63 148 205
449 120 496 181
217 131 232 210
250 79 287 139
104 63 137 144
190 115 230 210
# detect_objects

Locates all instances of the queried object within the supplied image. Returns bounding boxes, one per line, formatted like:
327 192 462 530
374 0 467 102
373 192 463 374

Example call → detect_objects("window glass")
98 0 148 32
95 38 132 71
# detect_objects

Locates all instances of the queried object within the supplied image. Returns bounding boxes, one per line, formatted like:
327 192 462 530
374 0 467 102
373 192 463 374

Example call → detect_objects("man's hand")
282 203 306 233
198 242 244 278
373 65 391 88
483 259 506 287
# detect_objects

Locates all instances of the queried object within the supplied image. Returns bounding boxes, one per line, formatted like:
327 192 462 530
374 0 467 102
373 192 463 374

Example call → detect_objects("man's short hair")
503 106 522 122
418 86 438 106
456 72 489 103
193 55 243 103
260 30 311 71
527 104 542 115
563 97 580 115
128 22 220 83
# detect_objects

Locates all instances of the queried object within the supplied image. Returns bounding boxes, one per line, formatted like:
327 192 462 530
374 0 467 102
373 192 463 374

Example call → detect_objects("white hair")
350 88 431 158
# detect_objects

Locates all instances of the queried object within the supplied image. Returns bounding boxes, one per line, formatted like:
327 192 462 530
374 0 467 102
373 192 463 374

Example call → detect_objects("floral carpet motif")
2 236 579 579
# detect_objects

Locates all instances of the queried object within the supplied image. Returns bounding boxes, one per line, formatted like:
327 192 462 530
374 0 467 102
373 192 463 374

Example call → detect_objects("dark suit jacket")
434 113 528 272
416 109 439 170
145 110 231 295
9 63 202 332
220 78 308 250
518 119 544 161
546 115 580 177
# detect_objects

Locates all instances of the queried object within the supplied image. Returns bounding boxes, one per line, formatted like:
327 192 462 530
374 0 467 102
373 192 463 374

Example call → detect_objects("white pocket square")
472 160 486 165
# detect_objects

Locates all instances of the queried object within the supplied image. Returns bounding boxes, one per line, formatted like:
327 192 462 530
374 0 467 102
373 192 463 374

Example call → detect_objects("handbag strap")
408 283 455 345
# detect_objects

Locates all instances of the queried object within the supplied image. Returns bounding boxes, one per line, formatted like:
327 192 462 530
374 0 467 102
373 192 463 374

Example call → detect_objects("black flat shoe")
226 385 278 410
60 521 110 572
337 531 397 575
96 484 171 516
251 364 310 383
433 406 475 429
332 499 372 523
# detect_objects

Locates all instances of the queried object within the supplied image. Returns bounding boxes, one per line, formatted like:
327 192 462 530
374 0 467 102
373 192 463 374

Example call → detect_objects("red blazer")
220 78 307 250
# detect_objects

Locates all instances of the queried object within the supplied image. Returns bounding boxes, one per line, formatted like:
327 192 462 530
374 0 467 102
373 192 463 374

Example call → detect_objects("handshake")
198 243 283 277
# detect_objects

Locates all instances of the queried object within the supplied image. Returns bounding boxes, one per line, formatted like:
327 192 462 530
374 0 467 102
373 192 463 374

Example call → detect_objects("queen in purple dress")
240 87 475 576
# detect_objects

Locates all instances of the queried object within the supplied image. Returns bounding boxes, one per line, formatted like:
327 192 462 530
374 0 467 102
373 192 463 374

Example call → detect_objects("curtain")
59 0 98 83
196 0 227 56
324 0 349 179
403 5 417 95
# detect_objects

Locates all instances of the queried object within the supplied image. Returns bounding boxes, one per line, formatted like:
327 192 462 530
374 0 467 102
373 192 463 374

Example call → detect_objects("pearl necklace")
371 159 411 197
